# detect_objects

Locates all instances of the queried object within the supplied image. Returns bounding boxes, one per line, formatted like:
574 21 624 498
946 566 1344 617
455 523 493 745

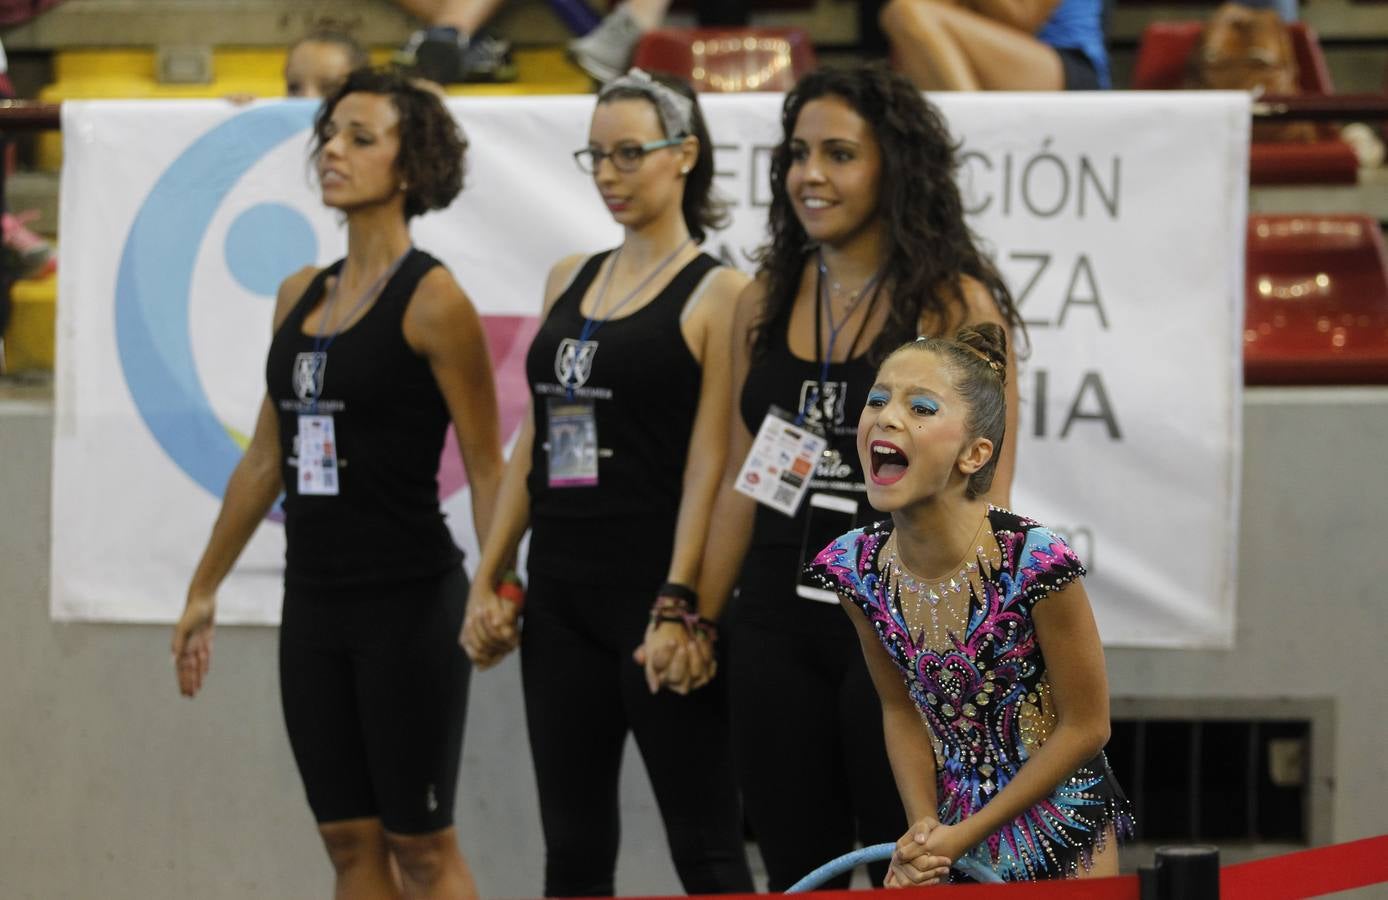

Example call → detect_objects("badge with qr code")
733 407 827 517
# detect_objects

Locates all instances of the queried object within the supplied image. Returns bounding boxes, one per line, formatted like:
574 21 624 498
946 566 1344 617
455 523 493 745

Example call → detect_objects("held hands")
460 575 522 670
632 590 717 695
885 817 954 888
633 618 715 694
171 592 216 697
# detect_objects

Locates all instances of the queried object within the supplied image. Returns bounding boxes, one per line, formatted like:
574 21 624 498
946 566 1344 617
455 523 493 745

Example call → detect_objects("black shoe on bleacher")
397 26 518 84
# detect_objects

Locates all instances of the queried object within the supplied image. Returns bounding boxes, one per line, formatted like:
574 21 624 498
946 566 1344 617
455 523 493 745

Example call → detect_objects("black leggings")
521 572 754 896
728 612 906 890
279 566 471 835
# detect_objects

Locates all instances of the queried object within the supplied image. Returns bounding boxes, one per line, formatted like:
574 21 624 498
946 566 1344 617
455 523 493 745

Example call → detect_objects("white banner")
52 92 1247 647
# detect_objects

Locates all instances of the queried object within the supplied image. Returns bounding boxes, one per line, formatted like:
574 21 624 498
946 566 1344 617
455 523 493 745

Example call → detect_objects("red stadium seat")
1246 141 1359 185
1132 21 1357 185
1131 21 1333 93
631 27 817 92
1244 215 1388 385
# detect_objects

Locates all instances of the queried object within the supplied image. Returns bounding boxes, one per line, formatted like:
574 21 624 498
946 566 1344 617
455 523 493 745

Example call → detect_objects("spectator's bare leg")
394 0 508 35
882 0 981 89
881 0 1063 90
625 0 671 28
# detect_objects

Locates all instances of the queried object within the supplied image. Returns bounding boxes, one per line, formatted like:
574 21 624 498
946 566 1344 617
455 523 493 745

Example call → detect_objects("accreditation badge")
296 414 340 496
733 406 827 517
546 397 599 488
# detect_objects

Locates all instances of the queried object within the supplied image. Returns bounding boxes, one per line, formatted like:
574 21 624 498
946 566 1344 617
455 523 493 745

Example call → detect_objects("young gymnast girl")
809 324 1132 885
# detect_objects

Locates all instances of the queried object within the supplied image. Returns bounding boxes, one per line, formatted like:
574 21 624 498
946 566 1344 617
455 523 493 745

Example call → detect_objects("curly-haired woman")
641 64 1024 888
171 68 502 899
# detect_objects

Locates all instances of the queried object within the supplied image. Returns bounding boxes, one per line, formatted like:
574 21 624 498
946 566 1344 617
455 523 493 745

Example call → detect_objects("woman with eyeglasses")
460 69 754 896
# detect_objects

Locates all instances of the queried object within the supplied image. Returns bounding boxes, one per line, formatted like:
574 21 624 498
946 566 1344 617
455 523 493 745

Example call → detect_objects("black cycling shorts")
279 566 471 835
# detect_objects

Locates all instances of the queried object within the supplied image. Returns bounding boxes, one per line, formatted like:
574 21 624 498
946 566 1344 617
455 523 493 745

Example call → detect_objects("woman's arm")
637 268 749 693
924 579 1112 863
461 412 535 668
662 267 749 586
172 267 314 697
404 267 504 546
841 595 951 887
689 278 764 626
460 254 585 668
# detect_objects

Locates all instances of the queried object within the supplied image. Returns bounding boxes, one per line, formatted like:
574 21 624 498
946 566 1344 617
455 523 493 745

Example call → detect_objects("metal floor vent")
1105 698 1334 848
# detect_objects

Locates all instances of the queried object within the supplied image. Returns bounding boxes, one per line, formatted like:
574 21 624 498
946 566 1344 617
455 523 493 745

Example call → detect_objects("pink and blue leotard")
809 506 1133 882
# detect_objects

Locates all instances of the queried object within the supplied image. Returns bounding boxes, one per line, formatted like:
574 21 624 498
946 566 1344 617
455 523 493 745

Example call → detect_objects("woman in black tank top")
662 66 1027 888
461 72 754 894
170 69 503 896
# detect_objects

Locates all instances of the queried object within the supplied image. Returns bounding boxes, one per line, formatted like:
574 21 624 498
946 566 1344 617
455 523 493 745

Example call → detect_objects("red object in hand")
496 581 525 607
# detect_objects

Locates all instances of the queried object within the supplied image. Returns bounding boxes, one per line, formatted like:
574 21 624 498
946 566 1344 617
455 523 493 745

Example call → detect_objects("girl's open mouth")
869 440 909 485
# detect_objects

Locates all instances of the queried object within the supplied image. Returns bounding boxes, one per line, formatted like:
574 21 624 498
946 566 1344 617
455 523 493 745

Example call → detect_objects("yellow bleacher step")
38 47 592 170
4 272 57 373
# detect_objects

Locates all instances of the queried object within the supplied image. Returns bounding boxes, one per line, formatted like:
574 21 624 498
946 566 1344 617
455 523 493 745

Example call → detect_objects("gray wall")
3 388 1387 898
1109 387 1388 848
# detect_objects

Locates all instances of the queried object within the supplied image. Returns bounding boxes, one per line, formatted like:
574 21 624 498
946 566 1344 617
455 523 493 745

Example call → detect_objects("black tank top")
525 250 719 585
736 300 877 630
266 249 462 588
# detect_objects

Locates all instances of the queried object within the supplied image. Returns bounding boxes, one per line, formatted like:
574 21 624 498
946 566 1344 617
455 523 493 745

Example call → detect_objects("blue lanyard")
567 238 693 399
308 248 411 411
797 251 883 427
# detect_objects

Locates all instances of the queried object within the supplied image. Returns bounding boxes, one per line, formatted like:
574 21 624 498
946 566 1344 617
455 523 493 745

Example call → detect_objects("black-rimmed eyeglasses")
572 137 684 174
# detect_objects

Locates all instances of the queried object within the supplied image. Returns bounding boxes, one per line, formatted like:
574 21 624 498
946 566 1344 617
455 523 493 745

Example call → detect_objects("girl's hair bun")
954 323 1007 385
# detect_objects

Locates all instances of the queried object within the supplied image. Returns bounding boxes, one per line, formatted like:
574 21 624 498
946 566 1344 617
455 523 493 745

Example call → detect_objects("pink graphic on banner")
437 314 540 498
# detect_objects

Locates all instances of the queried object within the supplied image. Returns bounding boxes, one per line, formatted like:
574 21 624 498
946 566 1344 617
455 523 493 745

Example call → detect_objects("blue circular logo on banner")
115 103 318 499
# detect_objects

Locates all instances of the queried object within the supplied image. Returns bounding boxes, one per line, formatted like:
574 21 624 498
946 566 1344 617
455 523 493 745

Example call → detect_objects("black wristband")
657 581 698 606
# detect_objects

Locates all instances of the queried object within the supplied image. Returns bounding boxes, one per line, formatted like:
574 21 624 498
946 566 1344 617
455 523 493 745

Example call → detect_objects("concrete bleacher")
2 0 1383 81
30 45 591 171
0 0 862 51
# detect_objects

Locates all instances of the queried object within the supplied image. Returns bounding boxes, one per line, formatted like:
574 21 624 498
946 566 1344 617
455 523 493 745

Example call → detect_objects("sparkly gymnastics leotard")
808 505 1134 882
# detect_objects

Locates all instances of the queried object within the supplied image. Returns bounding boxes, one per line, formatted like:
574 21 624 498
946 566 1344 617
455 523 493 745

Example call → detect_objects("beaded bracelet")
649 594 717 644
496 569 525 607
692 616 719 645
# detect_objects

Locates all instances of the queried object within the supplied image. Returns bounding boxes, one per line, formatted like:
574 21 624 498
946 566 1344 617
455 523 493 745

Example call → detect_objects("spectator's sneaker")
2 211 54 279
397 26 518 84
458 33 518 83
567 6 644 85
398 25 465 83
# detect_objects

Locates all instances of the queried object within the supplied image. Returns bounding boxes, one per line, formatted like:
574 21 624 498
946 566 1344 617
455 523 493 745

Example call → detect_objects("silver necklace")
883 517 994 648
